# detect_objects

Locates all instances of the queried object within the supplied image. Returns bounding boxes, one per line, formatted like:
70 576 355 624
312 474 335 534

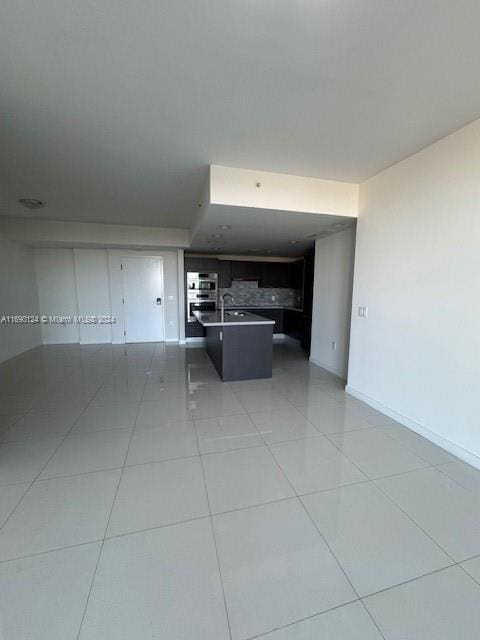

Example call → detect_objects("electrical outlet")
271 295 276 301
358 306 368 318
332 341 337 351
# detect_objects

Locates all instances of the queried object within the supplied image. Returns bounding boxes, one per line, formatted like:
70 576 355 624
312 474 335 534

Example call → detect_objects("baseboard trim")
186 337 206 345
309 356 346 380
345 385 480 471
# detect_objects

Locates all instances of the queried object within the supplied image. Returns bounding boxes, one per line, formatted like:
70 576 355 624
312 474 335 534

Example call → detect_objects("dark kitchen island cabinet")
194 310 274 381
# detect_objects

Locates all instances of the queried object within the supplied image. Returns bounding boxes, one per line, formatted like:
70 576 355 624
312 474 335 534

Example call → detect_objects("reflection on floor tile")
364 566 480 639
235 388 292 413
297 400 371 434
377 467 480 561
328 429 429 479
270 436 366 494
250 405 320 444
0 341 474 639
203 446 294 513
214 499 356 640
375 424 455 465
195 414 263 453
303 482 450 596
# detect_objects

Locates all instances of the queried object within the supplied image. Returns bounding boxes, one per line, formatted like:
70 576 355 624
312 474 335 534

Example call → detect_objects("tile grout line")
192 415 234 640
234 395 389 640
74 349 153 640
241 396 473 639
242 597 361 640
323 432 459 567
0 374 109 534
3 345 480 637
258 426 385 638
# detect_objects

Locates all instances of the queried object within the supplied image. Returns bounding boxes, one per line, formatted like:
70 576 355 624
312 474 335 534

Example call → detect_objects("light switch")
358 306 368 318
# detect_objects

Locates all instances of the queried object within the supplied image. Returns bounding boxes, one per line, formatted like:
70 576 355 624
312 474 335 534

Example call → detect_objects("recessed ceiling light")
213 234 223 238
218 225 231 230
289 240 299 244
19 198 44 209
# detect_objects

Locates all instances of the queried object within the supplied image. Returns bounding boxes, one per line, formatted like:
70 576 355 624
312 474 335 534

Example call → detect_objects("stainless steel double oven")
187 272 218 322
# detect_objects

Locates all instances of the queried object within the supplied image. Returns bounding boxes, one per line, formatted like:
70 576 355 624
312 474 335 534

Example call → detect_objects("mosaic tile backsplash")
218 281 302 308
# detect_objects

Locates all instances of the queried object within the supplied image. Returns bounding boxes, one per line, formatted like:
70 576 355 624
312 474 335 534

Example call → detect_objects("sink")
225 311 247 317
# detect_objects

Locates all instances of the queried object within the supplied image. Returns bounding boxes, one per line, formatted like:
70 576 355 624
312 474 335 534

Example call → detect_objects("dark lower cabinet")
206 324 274 381
245 308 284 334
185 320 205 338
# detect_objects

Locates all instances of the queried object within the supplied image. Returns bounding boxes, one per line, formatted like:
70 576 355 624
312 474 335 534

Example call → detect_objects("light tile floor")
1 341 480 638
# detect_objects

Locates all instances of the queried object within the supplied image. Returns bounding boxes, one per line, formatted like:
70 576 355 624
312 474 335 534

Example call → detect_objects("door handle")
156 297 162 305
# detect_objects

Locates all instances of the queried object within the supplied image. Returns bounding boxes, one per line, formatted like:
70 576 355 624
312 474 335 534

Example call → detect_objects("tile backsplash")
218 281 302 308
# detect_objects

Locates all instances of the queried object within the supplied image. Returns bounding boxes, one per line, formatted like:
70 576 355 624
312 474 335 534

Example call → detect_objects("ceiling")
2 1 480 230
191 204 354 257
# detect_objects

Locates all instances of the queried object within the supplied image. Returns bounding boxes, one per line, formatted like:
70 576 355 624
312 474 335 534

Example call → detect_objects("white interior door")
122 256 165 343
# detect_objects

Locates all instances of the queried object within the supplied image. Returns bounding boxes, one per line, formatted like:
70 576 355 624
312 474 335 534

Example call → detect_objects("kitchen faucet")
221 293 235 322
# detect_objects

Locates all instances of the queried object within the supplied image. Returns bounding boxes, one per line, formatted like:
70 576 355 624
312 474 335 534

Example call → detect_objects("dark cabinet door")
218 260 232 288
231 261 247 279
260 263 276 287
185 257 219 272
248 308 283 334
278 263 293 288
260 262 291 288
231 261 262 280
290 260 304 290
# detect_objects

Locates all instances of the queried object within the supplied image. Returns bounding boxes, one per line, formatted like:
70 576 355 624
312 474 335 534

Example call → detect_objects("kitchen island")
193 310 274 381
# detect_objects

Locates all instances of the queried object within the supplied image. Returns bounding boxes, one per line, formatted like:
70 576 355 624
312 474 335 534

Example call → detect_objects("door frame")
120 254 166 344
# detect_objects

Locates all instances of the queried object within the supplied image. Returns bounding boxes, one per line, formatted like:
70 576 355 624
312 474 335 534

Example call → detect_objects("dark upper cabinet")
260 262 278 288
185 257 218 273
218 260 232 288
231 260 262 280
290 260 304 290
260 261 298 288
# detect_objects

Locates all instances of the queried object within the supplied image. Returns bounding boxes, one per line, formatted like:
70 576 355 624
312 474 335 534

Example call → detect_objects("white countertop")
193 310 275 327
225 305 303 312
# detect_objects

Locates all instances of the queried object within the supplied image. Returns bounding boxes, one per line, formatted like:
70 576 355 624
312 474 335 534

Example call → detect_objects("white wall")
35 247 182 345
35 249 79 344
74 249 112 344
0 235 41 363
348 117 480 466
310 228 356 378
1 218 190 249
210 165 359 217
